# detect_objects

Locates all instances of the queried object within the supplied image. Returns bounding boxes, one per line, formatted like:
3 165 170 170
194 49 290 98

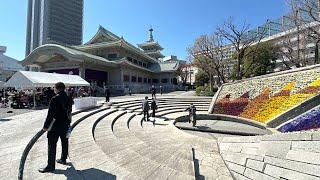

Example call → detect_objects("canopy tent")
5 71 89 89
4 71 90 109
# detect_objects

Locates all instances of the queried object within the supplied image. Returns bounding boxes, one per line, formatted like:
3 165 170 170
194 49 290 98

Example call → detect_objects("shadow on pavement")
0 118 11 122
53 167 116 180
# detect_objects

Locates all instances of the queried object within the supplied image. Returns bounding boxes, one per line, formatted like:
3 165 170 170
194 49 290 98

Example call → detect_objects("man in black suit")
105 87 111 102
39 82 72 173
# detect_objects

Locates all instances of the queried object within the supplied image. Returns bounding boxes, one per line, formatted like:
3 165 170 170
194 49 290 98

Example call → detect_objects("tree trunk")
209 72 213 92
237 53 241 80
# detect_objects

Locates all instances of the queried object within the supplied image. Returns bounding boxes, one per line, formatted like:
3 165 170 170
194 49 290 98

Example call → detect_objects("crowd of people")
0 86 98 109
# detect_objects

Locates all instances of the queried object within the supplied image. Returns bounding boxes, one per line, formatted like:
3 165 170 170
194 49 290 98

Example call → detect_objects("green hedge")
195 85 217 96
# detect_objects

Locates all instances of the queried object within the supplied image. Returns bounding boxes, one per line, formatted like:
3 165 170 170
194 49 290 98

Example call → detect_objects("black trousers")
47 132 68 168
143 110 149 121
106 96 110 102
152 93 156 99
151 109 156 117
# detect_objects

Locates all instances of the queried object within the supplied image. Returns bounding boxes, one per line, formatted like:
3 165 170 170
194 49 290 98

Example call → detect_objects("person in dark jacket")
185 103 197 127
105 87 111 102
142 96 150 121
151 98 157 118
151 85 156 99
39 82 72 173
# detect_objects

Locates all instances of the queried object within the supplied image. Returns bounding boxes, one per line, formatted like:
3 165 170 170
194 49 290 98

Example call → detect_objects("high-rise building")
25 0 83 56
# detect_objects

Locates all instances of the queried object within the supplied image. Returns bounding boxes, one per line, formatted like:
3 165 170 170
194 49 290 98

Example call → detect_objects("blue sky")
0 0 288 61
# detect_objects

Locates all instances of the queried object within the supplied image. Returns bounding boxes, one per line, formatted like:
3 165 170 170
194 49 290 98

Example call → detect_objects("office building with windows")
25 0 83 56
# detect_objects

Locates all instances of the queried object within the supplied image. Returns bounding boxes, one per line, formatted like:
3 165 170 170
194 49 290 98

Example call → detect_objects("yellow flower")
282 82 296 91
310 79 320 87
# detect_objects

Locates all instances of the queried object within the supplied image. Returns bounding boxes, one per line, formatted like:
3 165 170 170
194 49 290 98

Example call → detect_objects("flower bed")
240 88 270 119
279 106 320 132
214 77 320 124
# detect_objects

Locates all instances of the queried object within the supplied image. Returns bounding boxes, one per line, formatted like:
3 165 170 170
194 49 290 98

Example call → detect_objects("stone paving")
1 93 320 180
218 131 320 179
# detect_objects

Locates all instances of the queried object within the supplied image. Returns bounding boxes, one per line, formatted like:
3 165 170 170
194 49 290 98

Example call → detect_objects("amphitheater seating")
18 96 235 179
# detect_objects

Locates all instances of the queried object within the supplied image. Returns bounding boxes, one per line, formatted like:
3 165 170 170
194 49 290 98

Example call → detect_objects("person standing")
142 96 150 121
185 103 197 127
105 87 111 102
151 98 157 119
128 88 132 96
151 85 156 99
39 82 72 173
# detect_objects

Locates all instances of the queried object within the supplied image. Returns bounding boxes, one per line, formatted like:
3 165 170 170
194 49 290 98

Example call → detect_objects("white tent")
4 71 89 89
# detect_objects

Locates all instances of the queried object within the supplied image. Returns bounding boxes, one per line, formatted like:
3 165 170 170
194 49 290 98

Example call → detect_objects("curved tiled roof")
148 61 180 72
22 44 117 67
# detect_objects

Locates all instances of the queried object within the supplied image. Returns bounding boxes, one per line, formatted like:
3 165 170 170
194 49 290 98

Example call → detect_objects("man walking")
151 85 156 99
39 82 72 173
151 98 157 119
105 87 111 102
142 96 150 121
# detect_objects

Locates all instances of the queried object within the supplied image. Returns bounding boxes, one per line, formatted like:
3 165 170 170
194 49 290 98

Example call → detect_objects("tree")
276 0 311 69
289 0 320 64
187 33 226 90
195 70 209 86
216 18 268 80
176 62 189 85
242 42 278 77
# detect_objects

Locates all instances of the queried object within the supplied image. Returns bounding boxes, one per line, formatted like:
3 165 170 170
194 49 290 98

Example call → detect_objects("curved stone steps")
94 112 192 179
112 97 211 108
118 101 210 111
125 103 210 112
76 97 232 179
94 110 198 179
137 119 232 179
21 107 107 180
123 116 197 179
155 109 208 117
68 108 132 180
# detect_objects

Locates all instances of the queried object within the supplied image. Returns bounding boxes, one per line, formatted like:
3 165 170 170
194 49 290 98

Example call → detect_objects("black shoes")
38 167 55 173
56 159 67 165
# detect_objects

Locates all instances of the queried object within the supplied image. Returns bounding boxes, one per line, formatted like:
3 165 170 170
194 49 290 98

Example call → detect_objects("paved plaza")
0 92 320 179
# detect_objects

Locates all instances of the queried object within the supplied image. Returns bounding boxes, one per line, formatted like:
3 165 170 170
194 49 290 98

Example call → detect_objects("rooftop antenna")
148 26 154 42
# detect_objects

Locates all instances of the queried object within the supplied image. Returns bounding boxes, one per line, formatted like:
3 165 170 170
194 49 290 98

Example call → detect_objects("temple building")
22 26 181 93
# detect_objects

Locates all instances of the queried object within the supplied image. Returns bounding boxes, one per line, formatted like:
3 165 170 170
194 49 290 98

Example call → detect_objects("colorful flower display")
279 106 320 132
240 88 270 119
214 77 320 126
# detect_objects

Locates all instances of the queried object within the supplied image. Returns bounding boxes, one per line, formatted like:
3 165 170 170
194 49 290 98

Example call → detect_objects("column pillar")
79 64 85 79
